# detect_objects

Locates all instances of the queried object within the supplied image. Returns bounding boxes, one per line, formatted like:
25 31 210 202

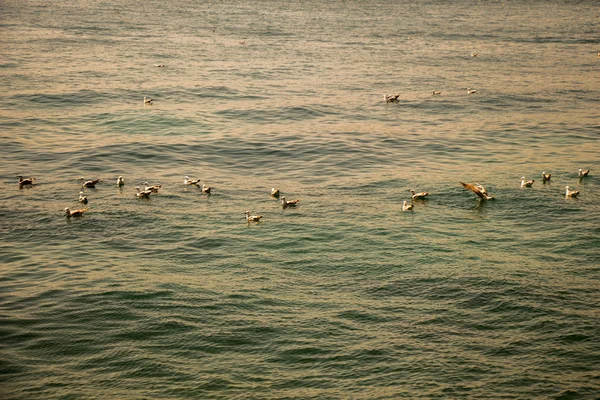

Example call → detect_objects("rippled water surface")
1 0 599 398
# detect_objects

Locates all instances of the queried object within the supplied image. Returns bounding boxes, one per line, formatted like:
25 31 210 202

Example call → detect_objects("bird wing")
460 182 485 199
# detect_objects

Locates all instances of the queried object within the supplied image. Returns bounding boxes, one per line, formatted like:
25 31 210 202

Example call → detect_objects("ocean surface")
1 0 599 398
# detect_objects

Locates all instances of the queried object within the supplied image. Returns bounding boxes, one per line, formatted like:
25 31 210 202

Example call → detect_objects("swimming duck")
17 175 36 185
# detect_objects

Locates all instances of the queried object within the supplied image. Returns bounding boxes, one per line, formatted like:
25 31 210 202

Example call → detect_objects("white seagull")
578 168 590 178
467 88 477 95
117 176 125 186
281 196 300 208
402 201 414 211
432 91 441 95
144 96 153 105
143 182 162 193
565 186 579 198
79 191 88 204
79 177 100 188
520 177 535 188
460 182 494 200
136 186 152 198
245 210 262 222
202 184 212 194
542 172 551 183
409 189 429 200
65 207 87 217
271 188 280 197
184 176 201 186
154 64 165 68
384 94 400 103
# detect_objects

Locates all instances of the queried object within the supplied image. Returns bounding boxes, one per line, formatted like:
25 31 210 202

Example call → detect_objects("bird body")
402 201 414 211
79 191 88 204
17 175 36 185
202 184 212 194
144 96 153 105
460 182 494 200
432 91 441 95
281 196 300 208
184 176 201 186
542 172 551 183
79 177 100 188
65 207 86 217
136 186 152 198
117 176 125 186
409 189 429 200
143 182 162 193
471 53 478 57
520 177 535 188
384 94 400 103
154 64 165 67
245 211 262 222
271 188 280 197
578 168 590 178
467 88 477 94
565 186 579 198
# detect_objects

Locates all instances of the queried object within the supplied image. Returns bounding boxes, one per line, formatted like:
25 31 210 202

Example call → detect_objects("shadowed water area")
1 0 599 398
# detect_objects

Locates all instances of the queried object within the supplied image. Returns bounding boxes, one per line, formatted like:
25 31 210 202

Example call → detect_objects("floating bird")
565 186 579 198
245 210 262 222
542 172 551 183
144 96 153 105
239 40 246 45
384 94 400 103
184 176 201 186
520 177 535 187
409 189 429 200
65 207 86 217
154 64 165 67
117 176 125 186
281 196 300 208
17 174 36 185
136 186 152 198
143 182 162 193
402 201 414 211
432 91 441 95
202 184 212 194
471 53 478 57
467 87 477 94
79 191 88 204
79 177 100 188
460 182 494 200
271 188 280 197
578 168 590 178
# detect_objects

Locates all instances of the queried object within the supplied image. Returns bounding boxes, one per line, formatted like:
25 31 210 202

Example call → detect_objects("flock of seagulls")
16 168 590 219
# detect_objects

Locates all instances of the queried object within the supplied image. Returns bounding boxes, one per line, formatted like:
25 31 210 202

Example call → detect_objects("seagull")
79 191 88 204
117 176 125 186
460 182 494 200
65 207 87 217
402 201 414 211
79 177 100 188
144 96 153 105
143 182 162 193
183 176 201 186
384 94 400 103
202 184 212 194
467 88 477 94
520 177 535 187
245 210 262 222
432 91 441 95
136 186 152 198
542 172 551 183
471 53 478 57
271 188 280 197
17 174 36 185
409 189 429 200
578 168 590 178
565 186 579 198
154 64 165 67
281 196 300 208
